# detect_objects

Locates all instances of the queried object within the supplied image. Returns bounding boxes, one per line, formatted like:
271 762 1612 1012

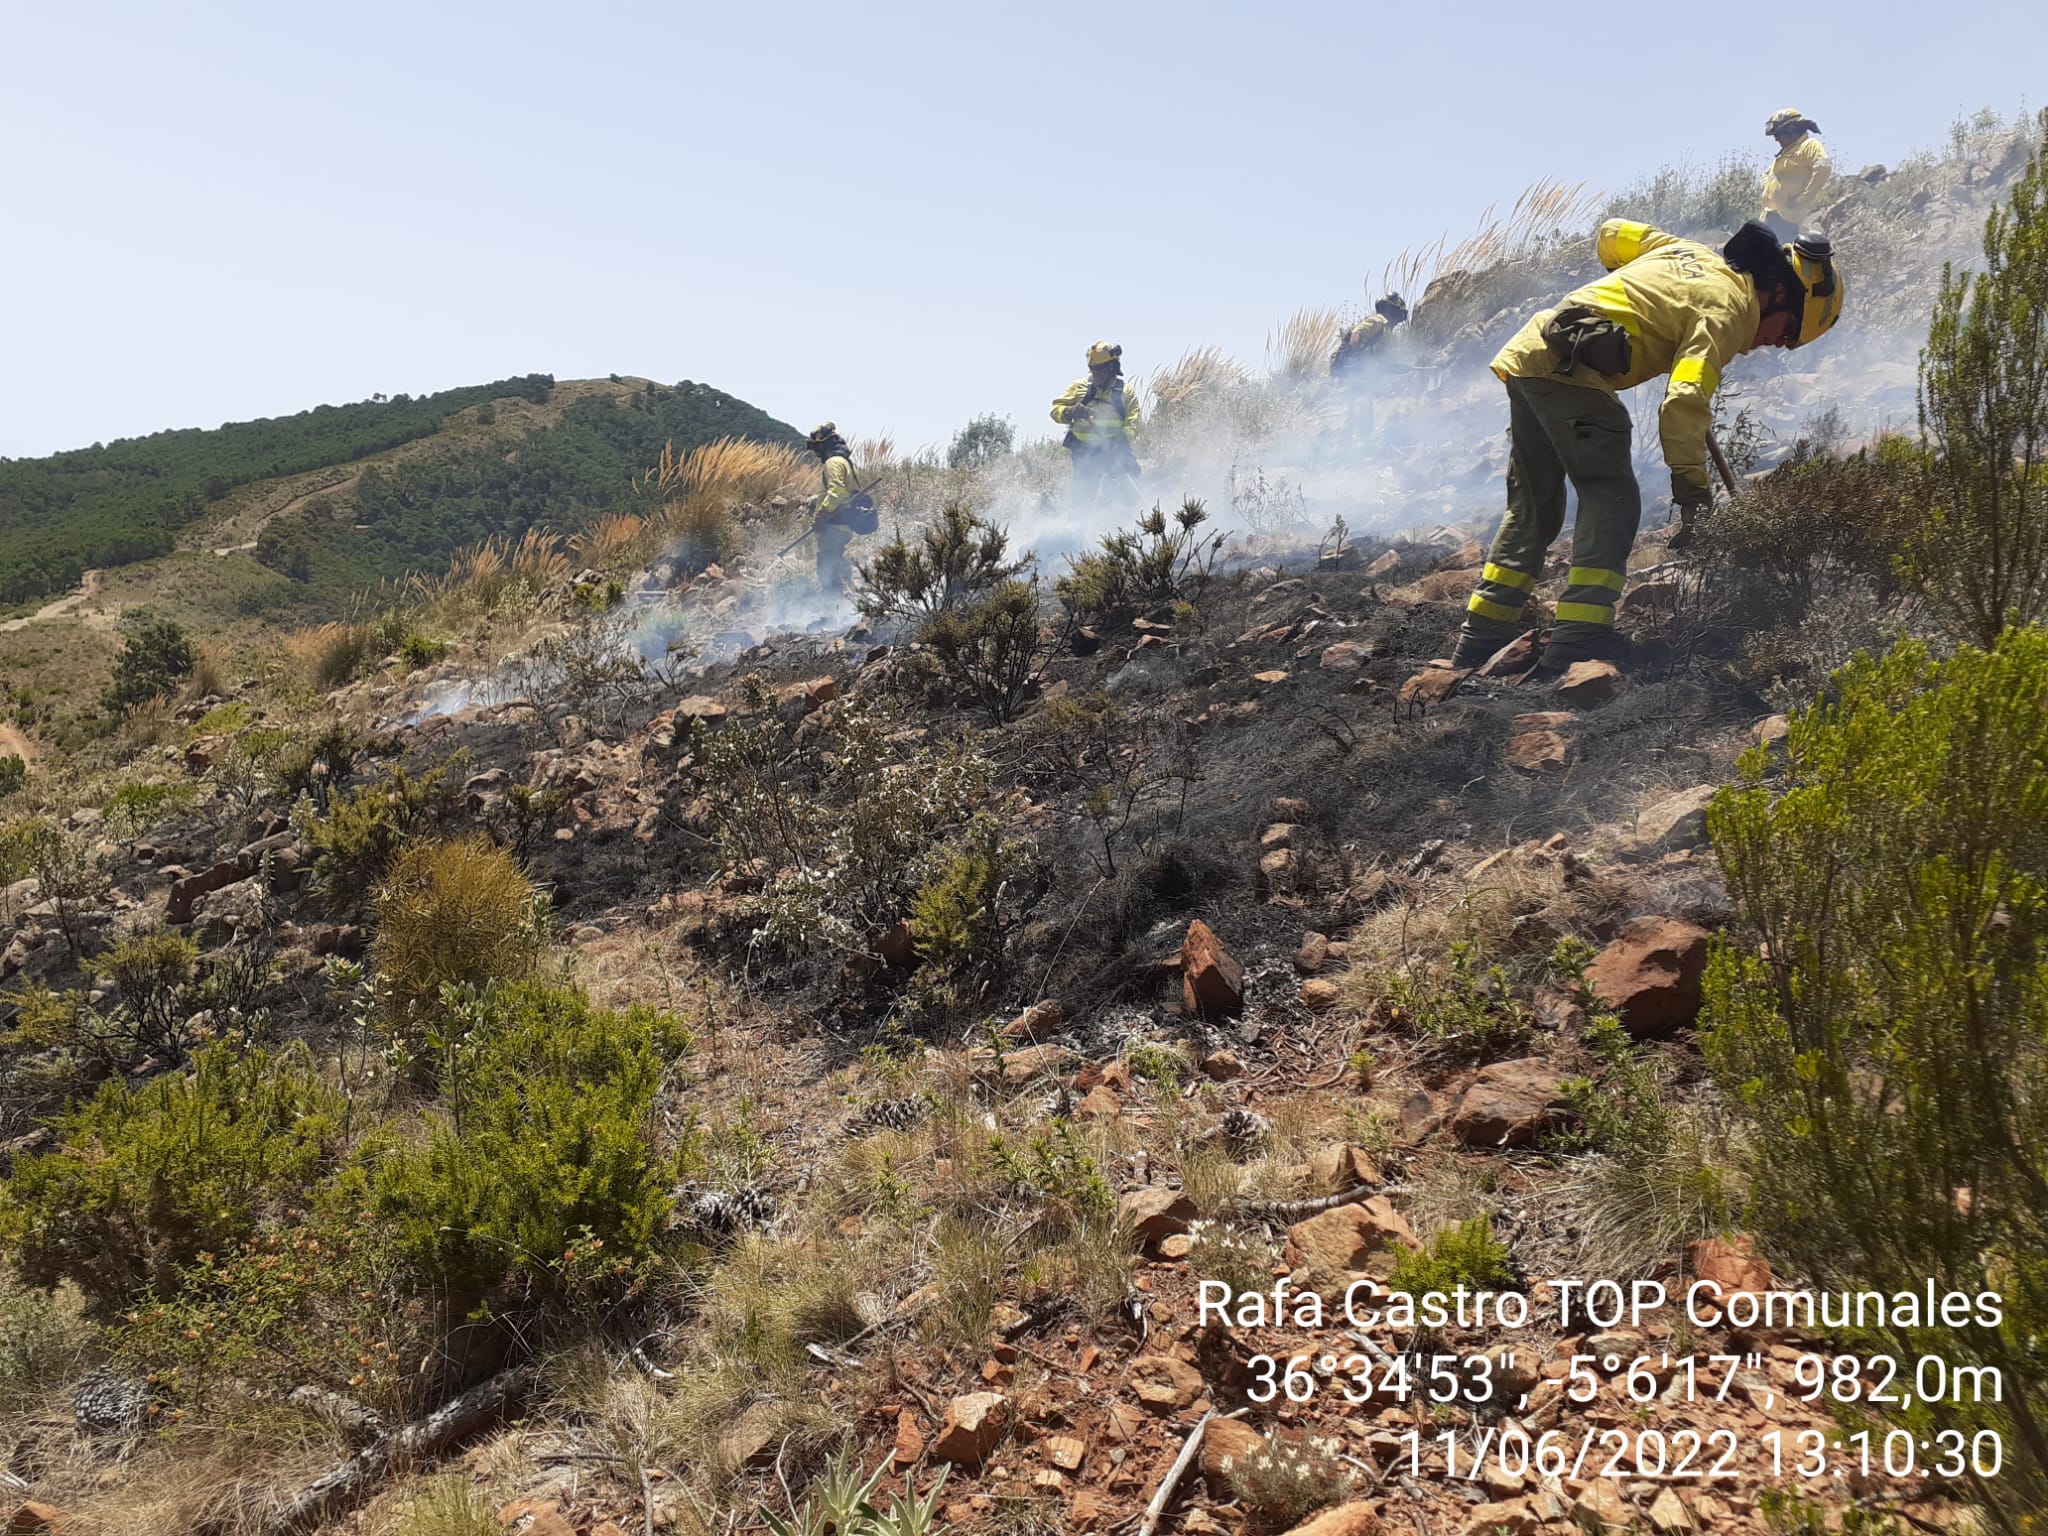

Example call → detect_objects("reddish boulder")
1503 729 1568 772
1119 1188 1197 1243
1448 1059 1572 1148
933 1392 1010 1465
1586 917 1712 1037
1476 631 1542 677
1285 1195 1417 1273
1554 659 1621 705
1282 1502 1384 1536
1633 785 1717 852
1181 920 1244 1019
1398 665 1469 706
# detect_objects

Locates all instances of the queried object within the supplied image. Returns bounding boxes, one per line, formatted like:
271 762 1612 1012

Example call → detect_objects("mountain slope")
0 375 801 616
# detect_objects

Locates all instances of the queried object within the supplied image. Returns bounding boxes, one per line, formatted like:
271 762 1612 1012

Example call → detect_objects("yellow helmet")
1785 231 1844 347
1086 340 1122 366
1764 107 1808 136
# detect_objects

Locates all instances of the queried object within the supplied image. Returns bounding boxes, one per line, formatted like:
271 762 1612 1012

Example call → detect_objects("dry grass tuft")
1267 307 1344 382
405 529 571 622
1145 345 1253 429
283 621 376 690
394 1474 499 1536
570 512 652 572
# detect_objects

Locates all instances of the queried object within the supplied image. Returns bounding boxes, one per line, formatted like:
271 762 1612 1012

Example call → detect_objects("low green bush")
1055 499 1226 623
300 755 465 907
1384 1216 1515 1298
366 983 695 1304
0 1041 343 1306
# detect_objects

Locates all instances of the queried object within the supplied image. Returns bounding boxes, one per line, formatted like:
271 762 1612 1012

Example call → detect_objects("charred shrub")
854 503 1027 627
1682 434 1922 701
694 699 1028 963
920 577 1060 724
1055 499 1226 624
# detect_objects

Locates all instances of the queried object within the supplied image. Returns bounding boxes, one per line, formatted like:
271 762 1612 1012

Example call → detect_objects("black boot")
1529 631 1624 677
1449 626 1515 669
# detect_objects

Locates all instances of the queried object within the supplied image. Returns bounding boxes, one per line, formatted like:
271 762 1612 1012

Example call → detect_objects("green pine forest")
0 376 802 612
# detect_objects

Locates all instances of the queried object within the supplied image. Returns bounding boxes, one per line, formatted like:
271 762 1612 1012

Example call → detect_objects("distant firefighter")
1762 108 1832 240
1330 293 1409 378
1051 341 1143 509
1450 219 1844 676
802 423 877 591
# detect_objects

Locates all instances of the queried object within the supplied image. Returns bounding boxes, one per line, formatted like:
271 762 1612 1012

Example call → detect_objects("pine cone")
74 1365 150 1435
842 1096 931 1138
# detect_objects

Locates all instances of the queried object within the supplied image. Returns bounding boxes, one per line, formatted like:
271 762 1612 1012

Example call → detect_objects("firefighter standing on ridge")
803 423 877 592
1762 108 1832 240
1051 341 1142 509
1449 217 1845 675
1329 292 1409 443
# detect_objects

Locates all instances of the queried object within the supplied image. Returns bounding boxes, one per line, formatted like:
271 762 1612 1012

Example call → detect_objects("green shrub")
1380 942 1532 1061
367 983 694 1303
0 817 108 954
853 503 1026 626
300 756 464 907
946 412 1015 470
0 1041 343 1306
103 781 196 834
372 835 547 1042
101 616 196 714
0 755 24 799
1384 1216 1515 1298
919 578 1054 724
1908 115 2048 646
1703 628 2048 1522
1055 499 1227 623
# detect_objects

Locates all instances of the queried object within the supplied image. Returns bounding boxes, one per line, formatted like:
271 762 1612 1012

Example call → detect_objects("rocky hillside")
1 112 2043 1536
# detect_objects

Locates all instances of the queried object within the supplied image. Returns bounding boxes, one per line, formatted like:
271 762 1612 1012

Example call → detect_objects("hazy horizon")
4 0 2041 461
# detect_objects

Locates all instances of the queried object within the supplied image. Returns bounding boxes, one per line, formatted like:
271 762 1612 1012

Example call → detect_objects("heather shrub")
366 983 694 1304
0 1041 343 1306
853 503 1026 626
300 756 466 907
1704 629 2048 1522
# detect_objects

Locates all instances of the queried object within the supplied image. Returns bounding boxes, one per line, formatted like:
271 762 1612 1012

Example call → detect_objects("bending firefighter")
803 423 878 591
1329 292 1409 442
1762 108 1831 241
1051 341 1142 508
1450 218 1844 673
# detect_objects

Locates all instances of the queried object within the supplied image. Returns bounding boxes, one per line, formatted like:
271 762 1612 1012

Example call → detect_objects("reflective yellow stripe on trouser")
1556 565 1625 629
1466 561 1537 628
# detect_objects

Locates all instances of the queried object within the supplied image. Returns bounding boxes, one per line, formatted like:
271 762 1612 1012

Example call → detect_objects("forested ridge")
0 375 555 606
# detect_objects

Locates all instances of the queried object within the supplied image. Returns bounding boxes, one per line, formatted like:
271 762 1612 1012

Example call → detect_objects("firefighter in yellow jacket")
1450 218 1845 673
805 423 875 591
1052 341 1142 508
1762 109 1831 240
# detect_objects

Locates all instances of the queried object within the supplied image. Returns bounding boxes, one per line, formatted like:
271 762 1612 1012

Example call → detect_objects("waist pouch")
839 492 879 534
1541 303 1634 378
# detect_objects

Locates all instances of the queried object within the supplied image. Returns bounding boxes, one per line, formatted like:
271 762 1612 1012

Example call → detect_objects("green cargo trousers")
1458 374 1641 652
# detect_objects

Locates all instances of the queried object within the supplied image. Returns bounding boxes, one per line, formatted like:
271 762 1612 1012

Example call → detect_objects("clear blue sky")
2 1 2040 460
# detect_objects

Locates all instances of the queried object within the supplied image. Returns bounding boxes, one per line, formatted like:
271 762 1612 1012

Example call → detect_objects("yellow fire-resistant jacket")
1763 133 1832 225
1051 377 1141 444
1491 219 1759 491
1331 314 1391 372
817 453 853 516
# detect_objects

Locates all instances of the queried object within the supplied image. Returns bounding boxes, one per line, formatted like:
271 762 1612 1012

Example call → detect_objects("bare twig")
1136 1408 1213 1536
